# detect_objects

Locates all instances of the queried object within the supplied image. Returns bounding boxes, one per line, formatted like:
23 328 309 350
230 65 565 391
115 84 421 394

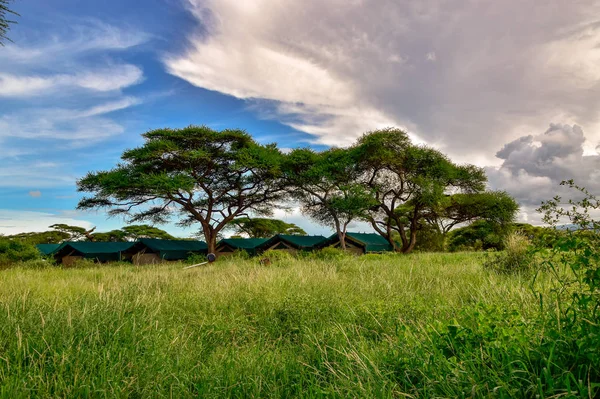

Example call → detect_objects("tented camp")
53 242 137 266
215 238 269 258
132 238 208 264
317 232 394 255
257 234 327 255
36 243 60 256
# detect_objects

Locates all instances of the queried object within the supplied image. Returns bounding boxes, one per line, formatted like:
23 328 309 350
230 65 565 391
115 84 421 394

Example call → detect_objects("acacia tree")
77 126 288 253
354 128 488 253
421 191 519 235
284 147 375 249
1 0 18 46
226 217 306 238
50 224 96 241
121 224 175 241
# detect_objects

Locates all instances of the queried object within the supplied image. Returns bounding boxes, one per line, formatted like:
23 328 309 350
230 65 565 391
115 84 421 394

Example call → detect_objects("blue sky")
2 0 600 236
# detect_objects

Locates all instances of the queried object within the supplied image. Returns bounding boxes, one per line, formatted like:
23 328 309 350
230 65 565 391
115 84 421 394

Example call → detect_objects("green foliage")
261 249 295 265
226 217 306 238
354 128 491 253
412 223 445 252
77 126 287 251
50 224 95 241
425 190 519 234
308 246 352 261
0 238 41 265
0 252 596 397
533 180 600 384
447 220 505 251
284 147 374 247
484 232 534 274
89 229 127 242
5 230 70 245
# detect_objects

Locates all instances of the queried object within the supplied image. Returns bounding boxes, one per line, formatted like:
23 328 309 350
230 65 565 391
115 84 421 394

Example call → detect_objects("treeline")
76 126 520 253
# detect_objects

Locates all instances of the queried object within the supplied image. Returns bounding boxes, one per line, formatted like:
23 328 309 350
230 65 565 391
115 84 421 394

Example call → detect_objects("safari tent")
215 238 269 258
36 243 60 256
256 234 327 254
317 232 394 255
53 242 137 266
132 238 208 264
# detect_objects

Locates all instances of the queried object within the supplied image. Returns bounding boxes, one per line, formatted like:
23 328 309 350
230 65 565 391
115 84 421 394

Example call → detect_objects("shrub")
0 238 41 266
260 249 295 265
484 232 534 274
308 247 352 261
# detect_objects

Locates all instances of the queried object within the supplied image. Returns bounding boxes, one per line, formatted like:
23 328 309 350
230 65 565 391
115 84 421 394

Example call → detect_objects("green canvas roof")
218 238 269 250
258 234 327 251
136 238 208 260
137 238 207 252
36 244 60 255
320 232 394 253
54 241 137 262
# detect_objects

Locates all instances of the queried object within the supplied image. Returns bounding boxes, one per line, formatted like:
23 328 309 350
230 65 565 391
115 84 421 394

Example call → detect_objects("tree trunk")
333 217 346 250
402 228 417 254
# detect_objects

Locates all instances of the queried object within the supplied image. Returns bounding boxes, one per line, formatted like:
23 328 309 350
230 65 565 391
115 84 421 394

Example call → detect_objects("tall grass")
0 253 594 397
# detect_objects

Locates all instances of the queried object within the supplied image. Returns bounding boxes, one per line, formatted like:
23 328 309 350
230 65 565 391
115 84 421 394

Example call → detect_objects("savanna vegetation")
1 124 598 397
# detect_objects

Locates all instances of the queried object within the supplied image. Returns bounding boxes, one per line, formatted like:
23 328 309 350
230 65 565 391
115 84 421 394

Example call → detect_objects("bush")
0 238 41 266
260 249 295 265
308 247 352 261
484 232 534 274
447 220 507 251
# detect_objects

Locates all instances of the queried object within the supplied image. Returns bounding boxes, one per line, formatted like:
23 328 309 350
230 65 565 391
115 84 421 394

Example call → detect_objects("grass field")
0 252 594 398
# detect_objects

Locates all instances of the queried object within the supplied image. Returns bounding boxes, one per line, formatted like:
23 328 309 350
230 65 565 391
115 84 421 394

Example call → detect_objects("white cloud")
0 65 143 97
0 98 140 142
0 210 93 236
167 0 600 164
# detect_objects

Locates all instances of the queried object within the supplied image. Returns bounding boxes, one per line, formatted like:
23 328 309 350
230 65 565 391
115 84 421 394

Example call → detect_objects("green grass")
0 252 594 398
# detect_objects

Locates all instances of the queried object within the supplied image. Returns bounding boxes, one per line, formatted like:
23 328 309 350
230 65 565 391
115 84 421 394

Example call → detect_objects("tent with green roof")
36 243 61 256
216 238 269 257
257 234 327 253
316 232 394 254
53 241 138 265
135 238 207 261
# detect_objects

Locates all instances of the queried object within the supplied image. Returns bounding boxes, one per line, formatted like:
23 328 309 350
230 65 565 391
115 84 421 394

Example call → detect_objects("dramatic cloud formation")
167 0 600 163
487 124 600 222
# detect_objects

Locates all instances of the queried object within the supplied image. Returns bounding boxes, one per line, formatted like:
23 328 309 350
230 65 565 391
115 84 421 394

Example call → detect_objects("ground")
0 252 587 398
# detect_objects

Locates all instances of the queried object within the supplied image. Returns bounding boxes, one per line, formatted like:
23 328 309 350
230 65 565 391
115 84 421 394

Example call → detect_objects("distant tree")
226 217 306 238
77 126 288 253
8 230 70 244
89 230 127 242
419 191 519 235
447 220 508 251
354 128 487 253
1 0 19 46
50 224 96 241
284 147 375 249
120 224 175 241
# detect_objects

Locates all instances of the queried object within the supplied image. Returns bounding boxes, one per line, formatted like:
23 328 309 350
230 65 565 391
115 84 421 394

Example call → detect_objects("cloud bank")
166 0 600 162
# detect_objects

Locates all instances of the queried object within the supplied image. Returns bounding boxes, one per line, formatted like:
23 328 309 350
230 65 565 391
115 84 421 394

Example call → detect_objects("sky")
1 0 600 238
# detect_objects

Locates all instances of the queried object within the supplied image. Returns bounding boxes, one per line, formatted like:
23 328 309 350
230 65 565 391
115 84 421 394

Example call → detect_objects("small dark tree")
226 217 306 238
1 0 19 46
77 126 288 253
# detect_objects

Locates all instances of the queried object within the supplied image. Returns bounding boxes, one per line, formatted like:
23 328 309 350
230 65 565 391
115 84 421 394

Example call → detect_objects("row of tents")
37 233 394 265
